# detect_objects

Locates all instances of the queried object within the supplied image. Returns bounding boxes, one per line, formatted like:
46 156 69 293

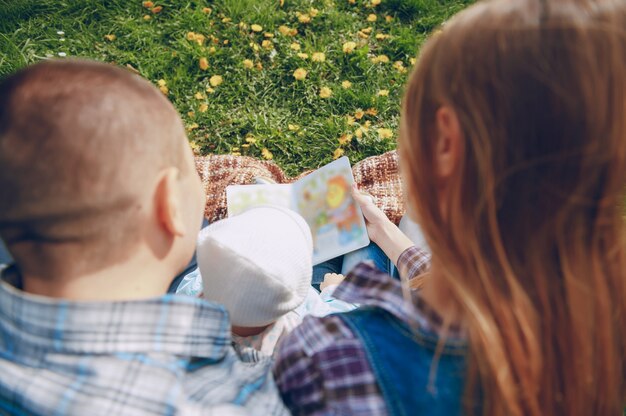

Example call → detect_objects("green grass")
0 0 473 175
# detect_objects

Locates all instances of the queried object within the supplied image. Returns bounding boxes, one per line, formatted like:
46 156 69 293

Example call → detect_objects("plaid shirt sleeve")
397 245 431 289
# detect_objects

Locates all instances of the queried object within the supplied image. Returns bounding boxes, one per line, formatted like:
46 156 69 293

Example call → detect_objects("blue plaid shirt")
0 266 287 415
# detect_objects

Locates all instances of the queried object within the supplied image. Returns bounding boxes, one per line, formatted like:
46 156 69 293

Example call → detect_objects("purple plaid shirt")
273 246 458 415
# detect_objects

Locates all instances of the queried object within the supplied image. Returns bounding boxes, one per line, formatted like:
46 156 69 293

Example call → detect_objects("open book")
226 157 370 264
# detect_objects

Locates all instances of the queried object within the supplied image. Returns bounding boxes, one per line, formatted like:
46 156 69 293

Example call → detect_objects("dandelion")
209 46 217 53
357 31 369 39
151 5 163 14
365 108 378 116
261 40 273 49
297 52 309 59
189 141 201 153
371 0 381 5
239 22 248 31
309 8 319 17
377 89 389 96
159 85 168 94
202 7 212 14
319 87 332 99
385 15 393 22
143 14 151 20
375 33 390 40
186 32 196 40
264 32 274 38
346 115 356 125
199 103 208 113
311 52 326 62
142 1 154 8
377 128 393 139
223 40 229 45
338 134 353 145
293 68 307 80
290 42 301 51
194 92 205 100
288 124 300 131
251 24 263 32
245 136 257 144
157 79 167 87
188 111 195 118
187 123 199 132
333 148 345 159
104 34 116 41
355 128 363 139
243 59 254 69
354 109 365 120
199 57 209 70
250 42 260 51
262 148 273 160
393 61 407 73
206 87 215 93
410 57 416 65
222 17 232 23
209 75 223 87
361 27 373 34
367 14 377 22
298 13 311 23
342 41 357 53
279 26 297 36
342 80 352 89
255 62 263 70
371 54 390 64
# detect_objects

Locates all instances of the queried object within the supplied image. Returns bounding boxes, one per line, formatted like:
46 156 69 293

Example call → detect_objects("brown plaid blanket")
195 150 406 225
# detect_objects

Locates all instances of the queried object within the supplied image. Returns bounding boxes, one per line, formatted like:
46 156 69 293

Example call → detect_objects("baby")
178 205 355 356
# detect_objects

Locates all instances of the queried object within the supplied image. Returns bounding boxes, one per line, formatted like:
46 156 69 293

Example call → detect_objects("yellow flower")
243 59 254 69
410 57 416 65
309 8 319 17
262 148 273 160
293 68 307 80
365 107 378 116
189 140 200 153
346 115 356 125
202 7 212 14
186 31 196 41
357 31 369 39
371 54 390 64
223 40 229 45
385 15 393 22
261 40 273 49
206 87 215 94
142 1 154 8
297 52 309 59
311 52 326 62
298 13 311 23
377 128 393 139
264 32 274 38
290 42 301 51
187 122 199 132
393 61 407 73
288 124 300 131
159 85 168 95
354 109 365 120
188 111 195 118
371 0 381 5
355 128 363 139
231 151 241 156
245 136 257 144
255 62 263 70
348 0 356 3
361 27 373 34
194 92 205 100
238 22 248 31
333 148 345 160
279 25 298 36
157 79 167 87
222 17 232 23
209 75 223 87
251 24 263 32
342 41 357 53
143 14 151 20
375 33 390 40
377 89 389 96
198 103 208 113
250 42 260 51
151 5 163 14
319 87 332 99
367 14 377 22
342 80 352 89
104 34 116 41
338 134 353 145
199 57 209 70
209 46 216 54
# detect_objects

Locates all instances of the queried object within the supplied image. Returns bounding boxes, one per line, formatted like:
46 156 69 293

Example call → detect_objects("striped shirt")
0 265 287 415
273 246 461 415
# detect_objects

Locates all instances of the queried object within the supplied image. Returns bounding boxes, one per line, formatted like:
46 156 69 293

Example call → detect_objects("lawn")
0 0 473 175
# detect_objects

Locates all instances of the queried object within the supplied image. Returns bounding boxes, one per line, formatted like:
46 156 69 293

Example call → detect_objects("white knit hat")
197 205 313 327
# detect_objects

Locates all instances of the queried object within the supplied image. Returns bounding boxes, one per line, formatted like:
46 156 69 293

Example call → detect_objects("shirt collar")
0 266 231 360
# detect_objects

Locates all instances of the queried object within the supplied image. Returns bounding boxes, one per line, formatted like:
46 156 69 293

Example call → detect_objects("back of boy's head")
400 0 625 415
197 206 313 327
0 60 191 277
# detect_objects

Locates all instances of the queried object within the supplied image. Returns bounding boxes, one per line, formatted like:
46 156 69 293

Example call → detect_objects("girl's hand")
320 273 345 291
351 184 394 244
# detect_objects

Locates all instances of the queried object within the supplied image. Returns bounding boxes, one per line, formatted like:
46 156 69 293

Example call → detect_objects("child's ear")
434 106 462 181
155 167 186 237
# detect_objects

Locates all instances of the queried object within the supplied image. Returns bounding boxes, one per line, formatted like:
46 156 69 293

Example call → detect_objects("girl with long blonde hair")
274 0 626 414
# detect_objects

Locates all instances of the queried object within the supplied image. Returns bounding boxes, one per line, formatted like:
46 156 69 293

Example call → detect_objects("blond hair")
400 0 626 414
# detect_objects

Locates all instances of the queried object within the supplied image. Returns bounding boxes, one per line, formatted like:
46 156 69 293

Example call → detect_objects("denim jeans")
0 239 11 265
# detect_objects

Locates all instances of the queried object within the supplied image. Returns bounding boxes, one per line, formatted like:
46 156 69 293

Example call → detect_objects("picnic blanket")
195 150 406 225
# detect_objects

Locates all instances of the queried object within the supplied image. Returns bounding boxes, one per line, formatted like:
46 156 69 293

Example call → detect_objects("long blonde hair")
400 0 626 414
